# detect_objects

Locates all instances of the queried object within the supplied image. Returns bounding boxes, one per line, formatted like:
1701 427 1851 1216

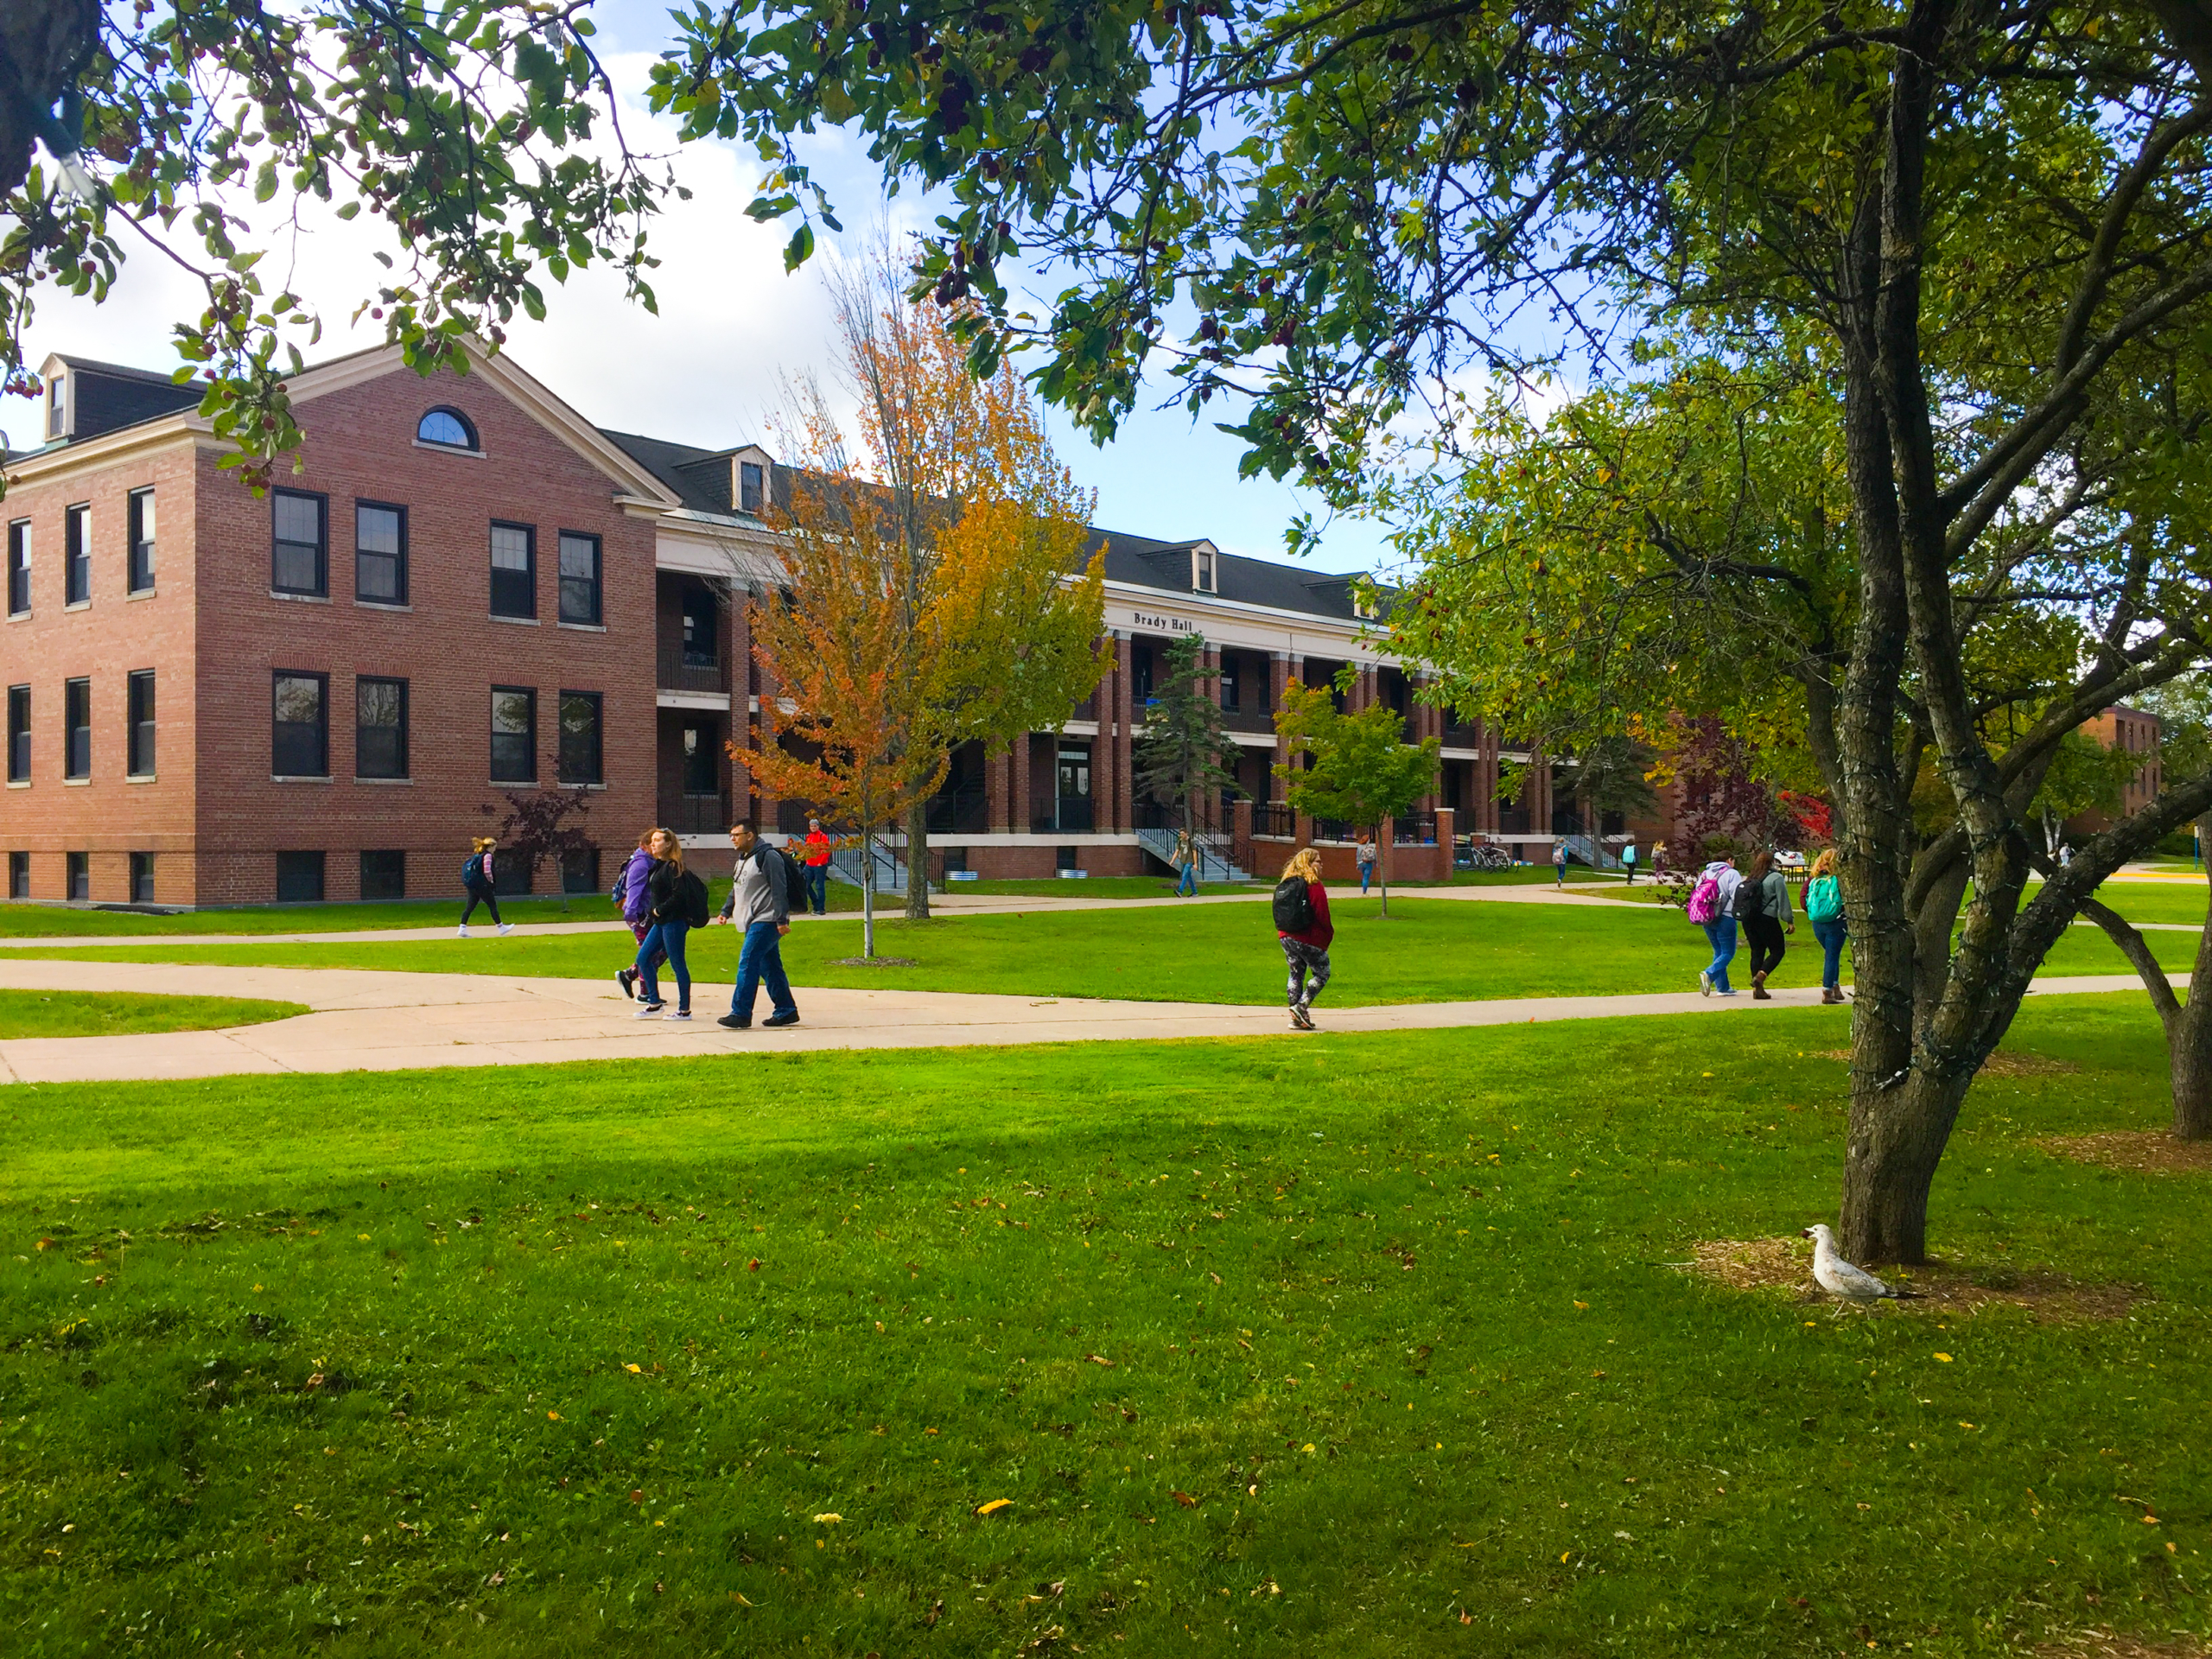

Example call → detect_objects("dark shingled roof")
1079 526 1364 621
50 356 202 443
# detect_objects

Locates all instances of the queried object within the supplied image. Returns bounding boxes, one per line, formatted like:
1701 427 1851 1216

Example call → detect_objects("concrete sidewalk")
0 958 2167 1085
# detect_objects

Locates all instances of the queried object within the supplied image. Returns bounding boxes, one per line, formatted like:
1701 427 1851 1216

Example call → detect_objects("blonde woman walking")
1269 846 1335 1030
458 836 512 938
1804 848 1847 1002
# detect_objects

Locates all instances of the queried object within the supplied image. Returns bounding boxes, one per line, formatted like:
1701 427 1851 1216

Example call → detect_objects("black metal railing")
1441 721 1478 747
1497 806 1532 835
658 645 727 695
664 791 731 835
1311 817 1359 843
1394 812 1438 844
1221 704 1274 734
775 799 814 835
1250 802 1295 838
925 785 988 834
1032 798 1094 833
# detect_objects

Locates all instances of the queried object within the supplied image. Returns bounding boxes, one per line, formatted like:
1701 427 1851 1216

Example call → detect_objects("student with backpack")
458 837 514 938
1273 846 1334 1030
631 828 706 1020
613 830 661 1000
1355 831 1376 895
1620 837 1638 885
1737 849 1795 999
1554 840 1569 888
710 820 802 1029
1804 848 1847 1003
1686 853 1741 995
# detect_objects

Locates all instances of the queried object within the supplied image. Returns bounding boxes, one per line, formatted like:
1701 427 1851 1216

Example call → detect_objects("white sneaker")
497 922 515 937
1698 969 1712 996
664 1008 692 1020
457 925 470 938
633 1002 665 1019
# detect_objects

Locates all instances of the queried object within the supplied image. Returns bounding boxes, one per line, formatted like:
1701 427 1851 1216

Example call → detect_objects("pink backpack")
1686 871 1723 925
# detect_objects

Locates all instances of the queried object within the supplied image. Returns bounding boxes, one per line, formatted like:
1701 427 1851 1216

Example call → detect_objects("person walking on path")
1804 848 1848 1003
1554 839 1569 888
1173 828 1200 898
713 819 799 1029
631 828 702 1020
614 831 660 1000
1738 849 1796 999
458 837 514 938
1274 846 1334 1030
1620 836 1638 885
801 817 834 916
1688 853 1741 995
1356 831 1377 895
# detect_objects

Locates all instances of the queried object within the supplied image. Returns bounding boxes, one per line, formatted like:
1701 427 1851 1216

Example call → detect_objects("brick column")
1272 653 1296 803
1012 731 1033 835
985 747 1012 834
1110 632 1136 833
1435 806 1456 880
723 582 749 827
1477 718 1497 835
1231 797 1254 877
1531 748 1550 838
1355 664 1378 711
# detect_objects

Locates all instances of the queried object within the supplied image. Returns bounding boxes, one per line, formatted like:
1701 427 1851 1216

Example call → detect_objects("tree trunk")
1840 1060 1972 1265
861 830 876 959
2173 813 2212 1138
1377 822 1390 918
905 798 931 920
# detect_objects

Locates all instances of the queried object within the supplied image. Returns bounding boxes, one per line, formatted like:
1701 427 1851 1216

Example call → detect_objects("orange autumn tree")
737 249 1109 944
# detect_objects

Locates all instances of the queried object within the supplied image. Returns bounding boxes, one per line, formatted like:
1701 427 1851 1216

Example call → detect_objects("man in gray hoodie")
710 821 798 1029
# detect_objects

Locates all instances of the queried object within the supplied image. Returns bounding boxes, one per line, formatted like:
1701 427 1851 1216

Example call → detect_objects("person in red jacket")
1275 845 1334 1030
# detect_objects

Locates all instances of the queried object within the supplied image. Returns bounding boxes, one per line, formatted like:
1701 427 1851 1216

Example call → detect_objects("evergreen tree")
1134 632 1235 845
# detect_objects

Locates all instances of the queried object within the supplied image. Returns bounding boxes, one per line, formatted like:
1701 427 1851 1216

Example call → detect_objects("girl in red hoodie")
1275 846 1334 1030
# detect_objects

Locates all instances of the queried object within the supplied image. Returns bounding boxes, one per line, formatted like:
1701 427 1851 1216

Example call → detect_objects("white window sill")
489 613 540 626
272 774 334 784
354 775 413 785
556 620 607 632
126 772 156 785
127 588 156 601
356 599 411 613
64 600 89 613
557 780 607 791
6 612 29 623
413 438 486 459
5 779 26 790
62 777 89 786
270 589 332 604
490 779 540 788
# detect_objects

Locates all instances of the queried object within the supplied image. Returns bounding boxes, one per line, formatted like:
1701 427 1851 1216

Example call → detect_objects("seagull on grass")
1802 1224 1923 1306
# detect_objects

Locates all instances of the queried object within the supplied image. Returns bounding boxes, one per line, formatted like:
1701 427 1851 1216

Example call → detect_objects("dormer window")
1192 545 1216 594
1353 583 1379 620
740 461 765 515
46 374 66 442
417 406 478 450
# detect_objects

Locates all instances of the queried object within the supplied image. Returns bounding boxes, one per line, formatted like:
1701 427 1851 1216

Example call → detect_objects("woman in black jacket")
1737 849 1796 999
631 829 695 1020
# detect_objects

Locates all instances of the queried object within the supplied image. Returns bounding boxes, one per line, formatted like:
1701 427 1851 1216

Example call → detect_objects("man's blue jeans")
732 920 797 1020
1700 916 1739 993
803 864 829 915
1177 863 1198 897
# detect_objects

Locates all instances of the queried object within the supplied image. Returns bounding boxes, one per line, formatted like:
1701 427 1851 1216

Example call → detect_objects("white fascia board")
654 515 785 583
3 420 207 482
656 690 732 711
1093 578 1410 667
1225 729 1281 748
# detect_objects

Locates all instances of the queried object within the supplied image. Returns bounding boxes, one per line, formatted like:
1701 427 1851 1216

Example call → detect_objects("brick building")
1 342 1554 906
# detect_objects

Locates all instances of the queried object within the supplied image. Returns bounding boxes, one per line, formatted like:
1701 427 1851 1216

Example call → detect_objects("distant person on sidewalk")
801 817 834 916
458 837 513 938
1738 849 1795 999
1687 853 1741 995
1554 840 1569 888
1173 827 1200 898
632 828 705 1020
1620 836 1638 885
1273 846 1334 1031
1804 848 1848 1003
1356 831 1376 895
713 820 800 1030
614 830 659 1000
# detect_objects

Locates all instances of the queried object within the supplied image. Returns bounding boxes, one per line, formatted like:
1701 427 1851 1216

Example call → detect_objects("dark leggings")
461 885 502 926
1745 915 1787 981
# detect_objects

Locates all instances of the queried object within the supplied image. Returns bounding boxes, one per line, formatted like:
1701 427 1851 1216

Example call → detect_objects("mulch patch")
2033 1636 2212 1659
1680 1236 2140 1320
1811 1049 2080 1077
826 956 920 968
2038 1131 2212 1173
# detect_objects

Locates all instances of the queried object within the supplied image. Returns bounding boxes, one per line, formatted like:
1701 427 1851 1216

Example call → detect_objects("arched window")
417 406 478 450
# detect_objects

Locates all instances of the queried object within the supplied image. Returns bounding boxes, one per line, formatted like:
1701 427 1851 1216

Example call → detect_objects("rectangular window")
559 847 601 896
490 522 536 618
64 677 89 779
66 851 88 900
6 685 26 782
681 721 719 794
272 671 329 778
275 850 325 904
1193 546 1216 594
47 377 65 441
1221 653 1242 713
557 690 602 785
680 586 718 664
355 502 408 605
359 849 405 900
65 504 89 604
126 669 155 777
740 461 765 515
557 531 601 626
490 685 536 782
271 490 327 596
128 487 156 593
7 519 29 615
130 852 155 904
7 851 25 899
355 677 409 779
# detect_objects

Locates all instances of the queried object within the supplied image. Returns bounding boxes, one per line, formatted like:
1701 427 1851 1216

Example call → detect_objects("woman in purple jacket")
614 831 662 999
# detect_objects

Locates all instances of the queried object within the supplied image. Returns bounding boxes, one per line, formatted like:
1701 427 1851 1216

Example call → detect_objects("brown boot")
1751 970 1770 1000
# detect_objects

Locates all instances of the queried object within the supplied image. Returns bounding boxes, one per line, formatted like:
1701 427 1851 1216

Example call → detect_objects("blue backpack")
462 852 486 888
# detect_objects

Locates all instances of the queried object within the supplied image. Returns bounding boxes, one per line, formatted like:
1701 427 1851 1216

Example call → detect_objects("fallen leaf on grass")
976 1499 1013 1516
1934 1352 1953 1362
1085 1353 1115 1367
547 1410 561 1421
747 1259 761 1272
814 1513 842 1524
730 1592 755 1607
624 1363 642 1374
1172 1491 1197 1509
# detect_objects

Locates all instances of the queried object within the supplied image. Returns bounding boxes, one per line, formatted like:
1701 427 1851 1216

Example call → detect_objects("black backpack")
461 852 486 888
1272 876 1314 933
774 845 810 912
677 868 711 927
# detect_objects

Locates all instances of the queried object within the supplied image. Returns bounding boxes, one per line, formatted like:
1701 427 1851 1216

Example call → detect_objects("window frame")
1192 545 1216 594
489 521 537 620
66 851 87 901
354 675 410 780
127 487 156 593
126 669 156 778
5 685 27 783
7 518 29 616
359 849 406 900
275 850 326 904
130 852 155 904
271 670 331 779
7 850 27 899
739 461 766 515
557 690 603 785
556 530 602 626
64 503 90 605
270 487 330 599
353 500 410 607
47 376 66 442
490 685 537 783
416 406 479 451
63 677 89 780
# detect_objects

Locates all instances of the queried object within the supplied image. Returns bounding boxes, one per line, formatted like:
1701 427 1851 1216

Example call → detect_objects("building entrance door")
1056 744 1093 831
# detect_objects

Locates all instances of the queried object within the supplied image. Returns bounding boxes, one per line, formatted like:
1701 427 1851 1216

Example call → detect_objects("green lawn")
0 990 308 1039
945 876 1266 899
0 895 630 938
3 999 2204 1656
11 893 2193 1008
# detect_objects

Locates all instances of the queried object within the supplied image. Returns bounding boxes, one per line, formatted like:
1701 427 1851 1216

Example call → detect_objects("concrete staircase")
1135 824 1250 884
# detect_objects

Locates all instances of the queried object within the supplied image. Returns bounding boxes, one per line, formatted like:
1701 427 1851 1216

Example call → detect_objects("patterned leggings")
1282 938 1332 1010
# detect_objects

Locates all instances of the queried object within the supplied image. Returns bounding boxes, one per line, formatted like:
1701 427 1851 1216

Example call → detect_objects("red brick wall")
187 365 657 906
0 430 202 903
